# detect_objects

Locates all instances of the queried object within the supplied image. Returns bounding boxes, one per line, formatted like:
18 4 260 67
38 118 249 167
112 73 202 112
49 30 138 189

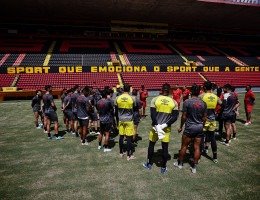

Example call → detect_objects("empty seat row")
202 72 260 87
0 74 16 87
16 73 119 90
121 72 204 90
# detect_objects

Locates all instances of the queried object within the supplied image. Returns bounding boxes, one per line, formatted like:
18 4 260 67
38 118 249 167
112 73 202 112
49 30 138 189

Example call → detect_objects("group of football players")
31 81 255 174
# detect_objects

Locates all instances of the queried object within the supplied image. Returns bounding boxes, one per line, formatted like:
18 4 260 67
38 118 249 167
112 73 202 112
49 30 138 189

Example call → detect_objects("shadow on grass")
152 149 172 168
236 118 246 124
173 152 192 164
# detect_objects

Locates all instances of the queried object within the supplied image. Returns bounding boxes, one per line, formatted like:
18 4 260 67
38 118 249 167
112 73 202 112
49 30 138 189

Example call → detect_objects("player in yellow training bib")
143 83 179 174
200 81 222 163
115 83 137 161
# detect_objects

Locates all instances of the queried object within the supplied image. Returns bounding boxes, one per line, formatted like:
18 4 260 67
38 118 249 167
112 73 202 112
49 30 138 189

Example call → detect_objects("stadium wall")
2 65 260 74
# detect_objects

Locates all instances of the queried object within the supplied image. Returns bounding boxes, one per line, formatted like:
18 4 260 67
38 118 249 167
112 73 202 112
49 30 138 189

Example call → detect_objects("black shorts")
78 118 89 127
33 105 41 113
64 110 74 121
222 113 236 123
100 122 112 133
89 112 98 121
73 111 78 120
33 109 42 117
183 124 203 138
133 112 140 125
44 111 58 122
231 114 237 123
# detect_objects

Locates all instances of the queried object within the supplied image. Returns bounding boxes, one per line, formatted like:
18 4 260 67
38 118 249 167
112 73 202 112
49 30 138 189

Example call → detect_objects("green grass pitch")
0 94 259 200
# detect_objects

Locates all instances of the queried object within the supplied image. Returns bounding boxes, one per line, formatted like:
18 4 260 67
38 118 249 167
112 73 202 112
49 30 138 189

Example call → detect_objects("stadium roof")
1 0 260 34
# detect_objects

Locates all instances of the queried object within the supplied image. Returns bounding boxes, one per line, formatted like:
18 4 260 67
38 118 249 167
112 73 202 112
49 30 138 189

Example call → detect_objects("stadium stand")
1 54 20 67
0 54 11 66
118 41 185 66
121 72 204 90
122 41 172 54
0 74 16 87
202 72 260 87
48 54 111 66
58 40 114 53
20 54 47 66
126 54 184 66
0 36 259 93
175 43 237 66
215 45 260 65
16 73 119 90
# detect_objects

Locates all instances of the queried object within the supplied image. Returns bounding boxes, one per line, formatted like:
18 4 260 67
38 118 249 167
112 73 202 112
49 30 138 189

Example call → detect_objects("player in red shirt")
172 84 182 110
244 85 255 125
182 86 190 102
139 85 148 117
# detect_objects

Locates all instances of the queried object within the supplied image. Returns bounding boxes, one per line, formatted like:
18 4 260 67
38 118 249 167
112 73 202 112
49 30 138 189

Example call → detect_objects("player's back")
76 95 90 119
63 94 72 110
43 93 53 110
97 98 114 123
184 97 206 125
151 95 177 124
223 92 238 115
116 93 135 121
201 92 218 121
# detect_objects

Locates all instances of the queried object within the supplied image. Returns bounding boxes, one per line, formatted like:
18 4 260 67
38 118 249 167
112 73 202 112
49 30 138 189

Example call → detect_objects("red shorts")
141 100 147 108
176 101 181 109
245 105 253 113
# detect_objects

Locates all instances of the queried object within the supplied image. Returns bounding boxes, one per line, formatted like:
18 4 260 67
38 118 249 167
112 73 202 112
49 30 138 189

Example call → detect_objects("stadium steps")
198 73 207 81
168 44 190 64
113 42 127 87
123 54 131 65
13 54 26 66
11 75 20 87
113 42 128 66
117 73 123 87
43 41 56 66
109 51 123 87
113 42 123 55
213 47 247 66
0 54 10 66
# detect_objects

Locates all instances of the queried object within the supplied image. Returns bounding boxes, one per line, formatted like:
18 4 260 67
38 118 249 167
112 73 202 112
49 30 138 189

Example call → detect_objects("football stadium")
0 0 260 199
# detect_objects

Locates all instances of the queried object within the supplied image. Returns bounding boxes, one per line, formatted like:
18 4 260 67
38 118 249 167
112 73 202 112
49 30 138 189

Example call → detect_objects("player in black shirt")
96 89 114 152
31 90 43 129
221 84 240 146
76 86 92 145
42 85 62 140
